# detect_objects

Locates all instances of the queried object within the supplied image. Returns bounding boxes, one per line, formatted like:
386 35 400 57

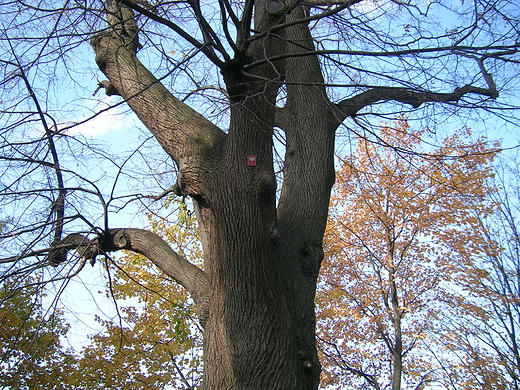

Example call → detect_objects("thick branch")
335 84 499 121
90 34 224 160
48 229 209 311
104 229 208 304
47 234 96 266
277 5 336 235
91 1 225 196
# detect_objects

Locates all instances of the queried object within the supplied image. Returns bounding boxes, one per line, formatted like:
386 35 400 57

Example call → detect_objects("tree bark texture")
85 1 502 389
90 2 329 389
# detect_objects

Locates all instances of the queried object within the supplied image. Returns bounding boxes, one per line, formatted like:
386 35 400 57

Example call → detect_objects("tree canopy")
318 120 502 389
0 1 519 389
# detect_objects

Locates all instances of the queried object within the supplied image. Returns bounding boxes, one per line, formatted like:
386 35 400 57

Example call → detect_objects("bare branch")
246 0 363 43
335 84 499 121
8 47 68 261
243 44 520 71
46 229 209 311
118 0 225 67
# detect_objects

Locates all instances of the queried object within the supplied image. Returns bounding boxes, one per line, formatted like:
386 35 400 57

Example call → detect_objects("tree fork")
88 2 327 388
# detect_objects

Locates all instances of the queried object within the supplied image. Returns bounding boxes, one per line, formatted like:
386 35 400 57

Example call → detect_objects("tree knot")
47 233 100 267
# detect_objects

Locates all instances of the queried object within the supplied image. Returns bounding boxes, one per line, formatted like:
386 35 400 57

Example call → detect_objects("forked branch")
336 83 499 121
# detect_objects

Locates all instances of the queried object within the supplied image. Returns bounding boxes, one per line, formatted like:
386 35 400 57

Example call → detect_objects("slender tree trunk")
390 266 403 390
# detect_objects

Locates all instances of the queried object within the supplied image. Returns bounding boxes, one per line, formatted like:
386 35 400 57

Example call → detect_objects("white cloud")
61 97 131 138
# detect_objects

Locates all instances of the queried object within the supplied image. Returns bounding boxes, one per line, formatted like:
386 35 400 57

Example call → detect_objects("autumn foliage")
0 281 77 389
317 120 501 389
69 200 203 389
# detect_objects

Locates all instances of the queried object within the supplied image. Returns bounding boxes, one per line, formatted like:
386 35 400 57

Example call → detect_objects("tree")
433 154 520 390
0 280 78 390
317 121 499 389
0 1 519 389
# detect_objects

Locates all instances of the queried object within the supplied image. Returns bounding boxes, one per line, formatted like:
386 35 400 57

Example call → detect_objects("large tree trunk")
90 2 332 389
195 6 333 387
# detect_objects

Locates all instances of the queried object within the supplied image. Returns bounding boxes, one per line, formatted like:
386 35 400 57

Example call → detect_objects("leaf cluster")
317 120 501 389
0 280 77 390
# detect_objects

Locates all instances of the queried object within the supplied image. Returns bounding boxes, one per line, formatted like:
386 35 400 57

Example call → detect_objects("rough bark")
274 5 338 388
81 1 505 389
90 2 314 388
90 2 225 199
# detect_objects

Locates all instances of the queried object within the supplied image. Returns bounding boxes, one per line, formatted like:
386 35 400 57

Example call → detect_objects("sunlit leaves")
0 280 77 390
70 199 203 389
317 120 499 389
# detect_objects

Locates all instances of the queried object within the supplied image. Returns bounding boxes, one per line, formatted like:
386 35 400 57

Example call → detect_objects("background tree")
0 280 77 390
432 154 520 390
317 121 500 389
0 1 519 389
